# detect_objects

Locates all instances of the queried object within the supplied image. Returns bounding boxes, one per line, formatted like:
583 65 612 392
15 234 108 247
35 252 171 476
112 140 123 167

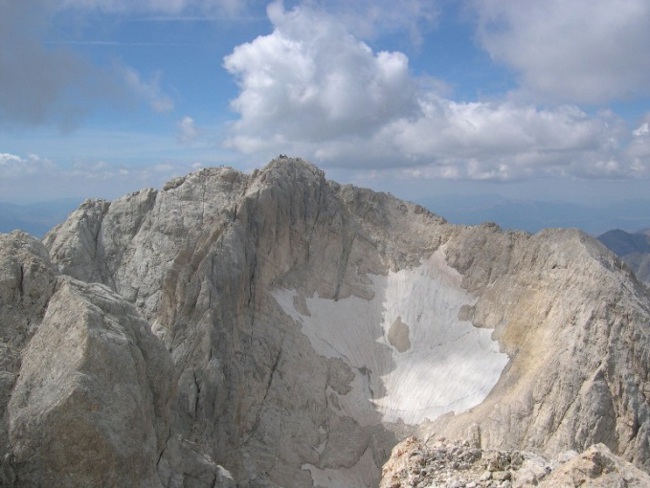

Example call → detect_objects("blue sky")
1 0 650 211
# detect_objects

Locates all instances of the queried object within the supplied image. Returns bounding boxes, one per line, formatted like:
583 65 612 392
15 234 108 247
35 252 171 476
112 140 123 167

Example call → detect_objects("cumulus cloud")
223 2 648 181
224 2 421 145
472 0 650 104
627 116 650 166
0 153 57 178
306 0 439 44
633 122 649 137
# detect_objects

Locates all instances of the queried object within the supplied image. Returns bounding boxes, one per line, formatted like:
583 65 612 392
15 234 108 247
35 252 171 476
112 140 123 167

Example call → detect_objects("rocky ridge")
1 157 650 487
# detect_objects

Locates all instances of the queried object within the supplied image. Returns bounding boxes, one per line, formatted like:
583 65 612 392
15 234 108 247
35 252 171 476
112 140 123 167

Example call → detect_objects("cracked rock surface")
1 158 650 486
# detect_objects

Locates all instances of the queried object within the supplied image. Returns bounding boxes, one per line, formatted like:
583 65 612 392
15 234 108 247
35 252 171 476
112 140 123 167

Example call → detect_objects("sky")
1 0 650 218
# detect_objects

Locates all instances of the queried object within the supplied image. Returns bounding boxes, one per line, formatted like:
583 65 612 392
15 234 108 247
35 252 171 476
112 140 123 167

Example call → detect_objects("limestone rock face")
8 277 174 487
539 443 650 487
3 157 650 486
436 226 650 471
0 232 57 467
0 233 176 487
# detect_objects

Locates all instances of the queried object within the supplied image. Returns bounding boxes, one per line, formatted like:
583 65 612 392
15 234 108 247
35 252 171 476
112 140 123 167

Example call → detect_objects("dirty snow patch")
272 250 508 426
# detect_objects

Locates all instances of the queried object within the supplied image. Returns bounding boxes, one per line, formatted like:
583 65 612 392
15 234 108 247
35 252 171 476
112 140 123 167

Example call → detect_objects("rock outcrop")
0 233 175 486
7 277 174 487
1 157 650 486
380 437 650 488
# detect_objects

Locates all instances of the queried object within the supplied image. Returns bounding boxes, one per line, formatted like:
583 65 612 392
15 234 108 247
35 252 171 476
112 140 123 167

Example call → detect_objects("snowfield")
272 250 509 426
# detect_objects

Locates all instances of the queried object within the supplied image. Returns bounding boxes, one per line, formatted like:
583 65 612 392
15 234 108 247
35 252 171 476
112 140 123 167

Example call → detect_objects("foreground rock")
0 232 235 487
8 277 174 487
0 233 176 486
1 158 650 486
380 437 650 488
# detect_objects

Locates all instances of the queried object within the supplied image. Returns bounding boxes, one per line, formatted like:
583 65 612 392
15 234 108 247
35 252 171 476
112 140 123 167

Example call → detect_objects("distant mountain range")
597 228 650 285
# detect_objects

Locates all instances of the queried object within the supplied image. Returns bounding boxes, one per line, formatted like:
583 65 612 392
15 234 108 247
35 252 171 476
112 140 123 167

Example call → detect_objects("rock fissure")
17 265 24 302
243 336 285 446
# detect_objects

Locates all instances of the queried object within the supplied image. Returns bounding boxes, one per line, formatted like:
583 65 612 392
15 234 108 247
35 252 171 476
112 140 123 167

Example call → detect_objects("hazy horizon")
3 185 650 238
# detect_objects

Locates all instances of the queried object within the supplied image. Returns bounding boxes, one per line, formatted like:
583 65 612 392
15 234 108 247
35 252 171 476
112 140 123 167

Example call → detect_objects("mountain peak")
2 158 650 486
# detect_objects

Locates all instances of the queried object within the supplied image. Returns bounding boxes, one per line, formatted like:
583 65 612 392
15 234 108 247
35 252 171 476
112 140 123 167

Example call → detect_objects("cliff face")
1 158 650 487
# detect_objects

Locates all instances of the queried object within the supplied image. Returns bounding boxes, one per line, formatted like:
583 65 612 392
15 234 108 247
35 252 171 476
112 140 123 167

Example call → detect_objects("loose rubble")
381 437 525 488
380 437 650 488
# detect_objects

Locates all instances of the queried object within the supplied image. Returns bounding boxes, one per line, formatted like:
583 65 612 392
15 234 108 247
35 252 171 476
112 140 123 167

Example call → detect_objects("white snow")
272 250 509 426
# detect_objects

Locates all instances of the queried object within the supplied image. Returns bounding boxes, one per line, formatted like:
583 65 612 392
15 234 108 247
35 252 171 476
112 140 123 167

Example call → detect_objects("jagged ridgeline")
1 157 650 487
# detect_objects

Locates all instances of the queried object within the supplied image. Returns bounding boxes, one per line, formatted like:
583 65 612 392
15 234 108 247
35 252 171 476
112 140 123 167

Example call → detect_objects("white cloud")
177 116 200 145
122 67 174 113
633 122 649 137
224 2 421 145
306 0 439 44
628 116 650 165
0 153 56 178
472 0 650 104
384 101 631 179
0 151 199 202
223 2 648 181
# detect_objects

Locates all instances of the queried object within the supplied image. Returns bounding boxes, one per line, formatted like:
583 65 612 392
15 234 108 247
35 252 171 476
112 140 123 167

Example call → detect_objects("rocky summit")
1 157 650 487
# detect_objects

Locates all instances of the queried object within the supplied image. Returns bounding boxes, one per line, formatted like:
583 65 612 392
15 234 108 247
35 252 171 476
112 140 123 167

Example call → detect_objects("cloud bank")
0 151 197 202
3 0 650 192
223 1 649 180
472 0 650 104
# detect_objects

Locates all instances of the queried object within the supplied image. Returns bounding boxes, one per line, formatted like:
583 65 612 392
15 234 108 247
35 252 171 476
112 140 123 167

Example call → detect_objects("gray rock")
380 438 650 488
538 443 650 487
1 157 649 486
7 277 174 487
0 232 57 467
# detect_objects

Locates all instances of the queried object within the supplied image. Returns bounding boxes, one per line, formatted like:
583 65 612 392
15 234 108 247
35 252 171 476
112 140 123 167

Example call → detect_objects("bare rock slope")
1 157 650 487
